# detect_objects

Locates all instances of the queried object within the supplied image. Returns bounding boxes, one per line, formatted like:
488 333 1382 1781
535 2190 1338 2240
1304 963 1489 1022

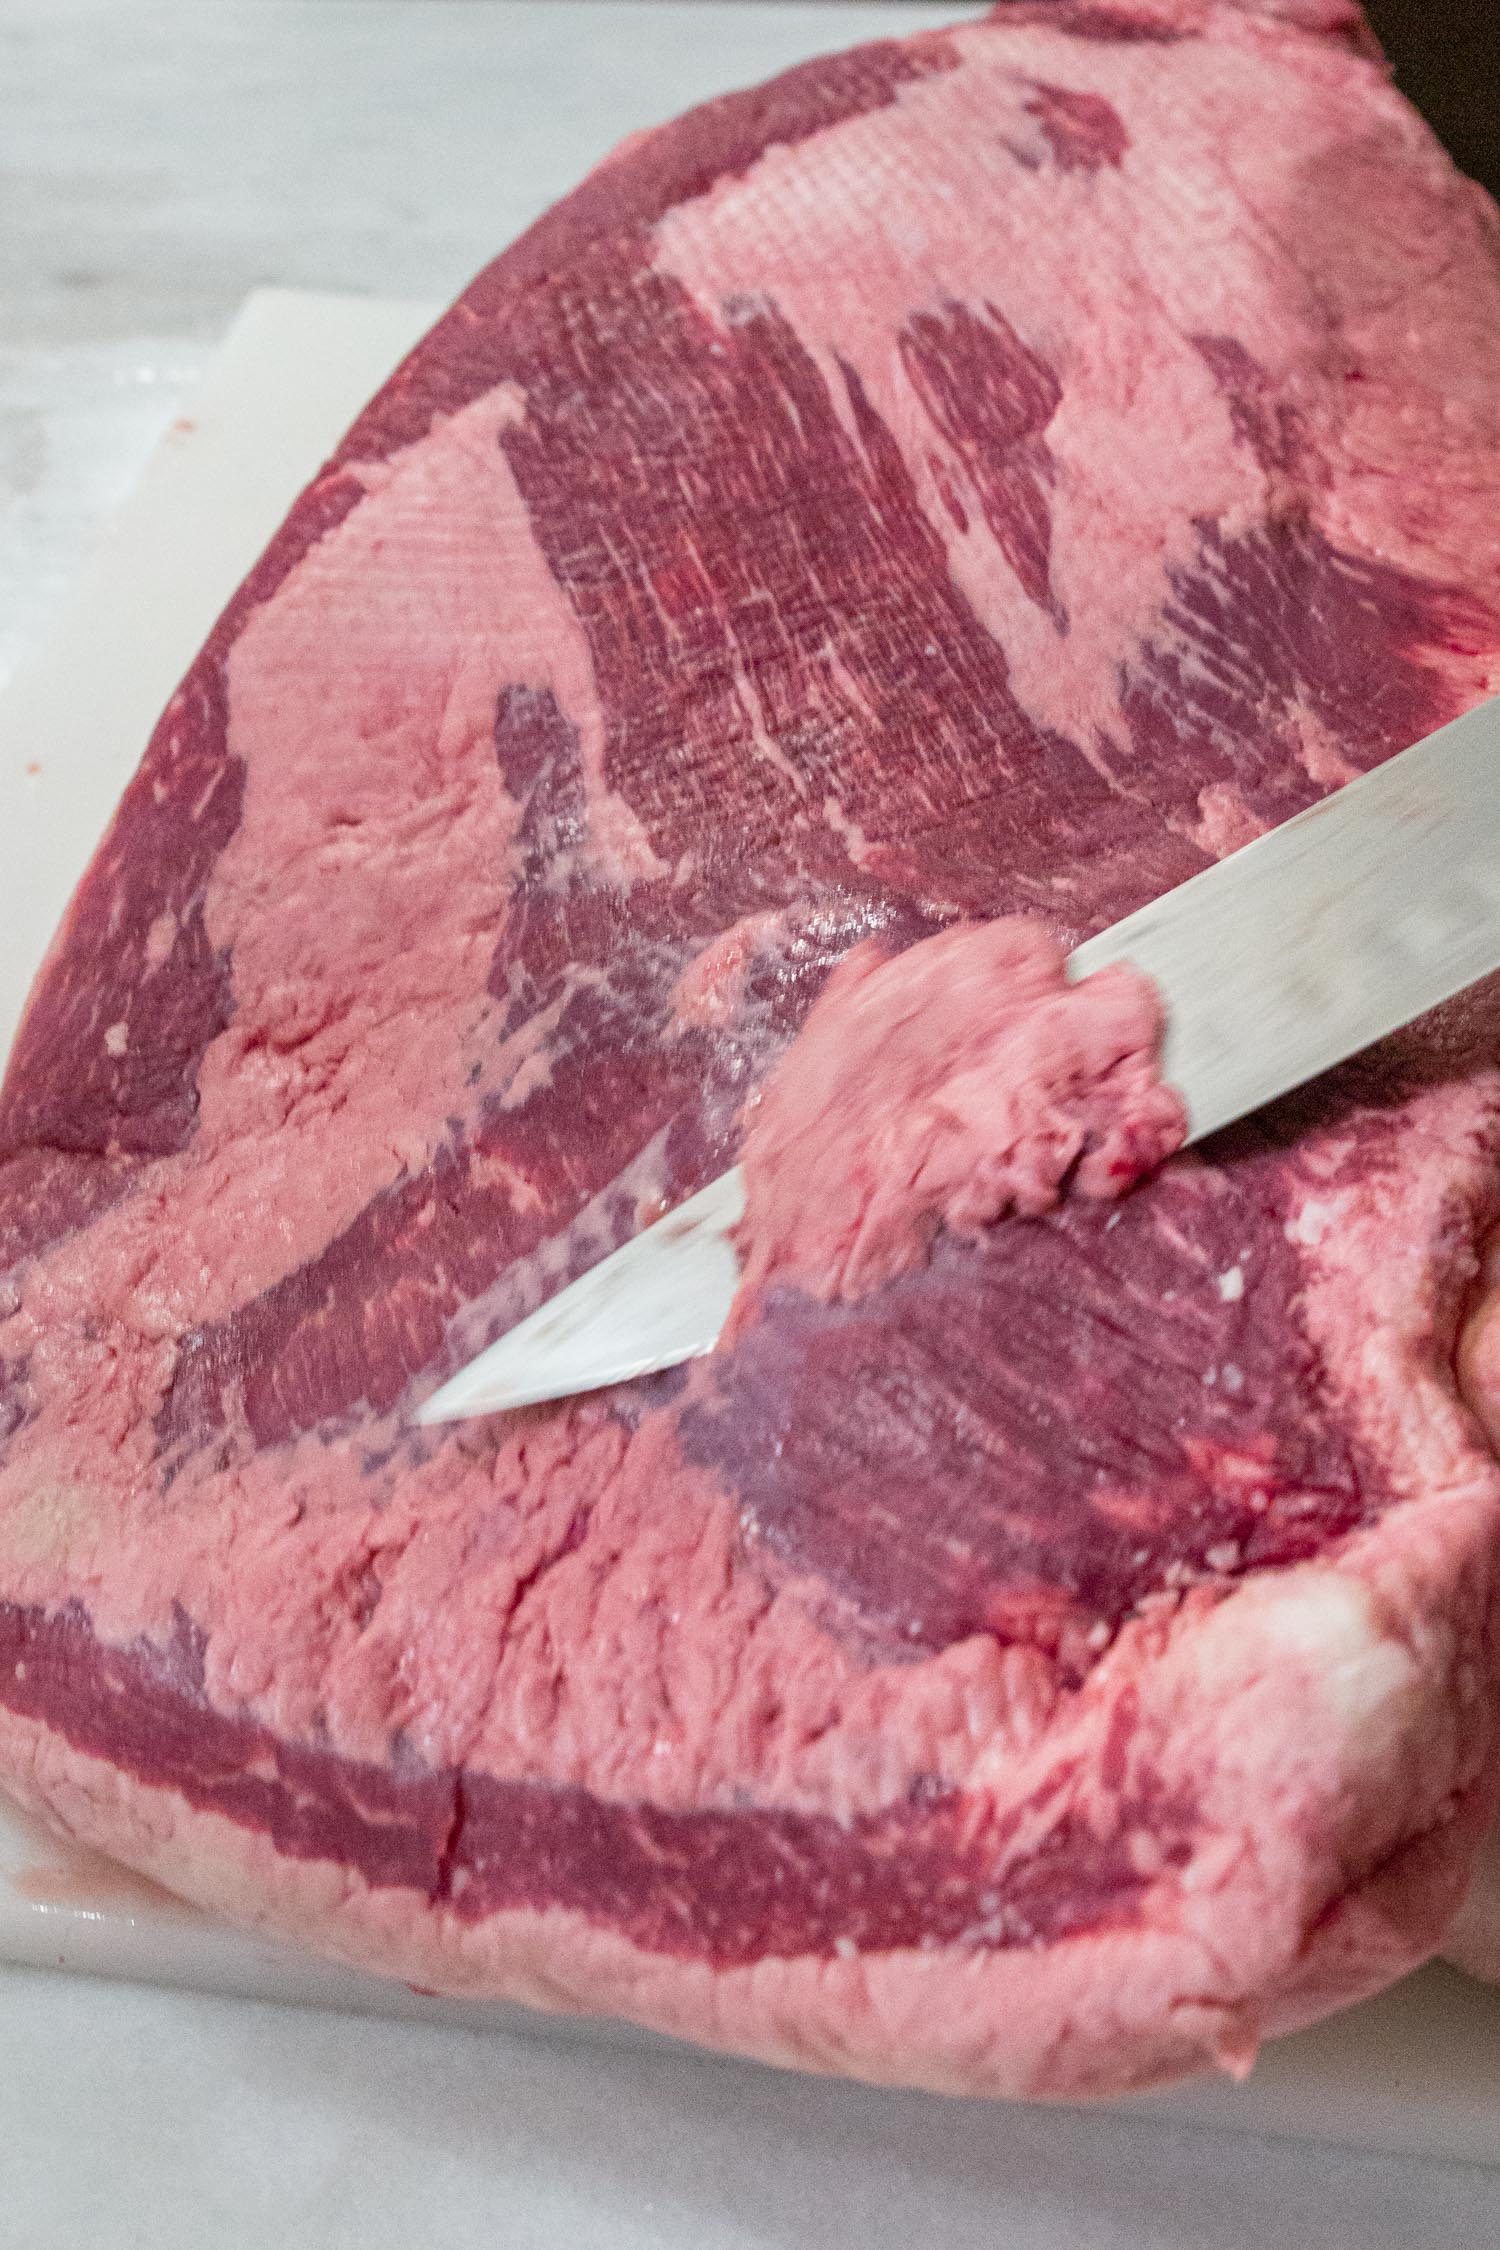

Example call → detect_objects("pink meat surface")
3 0 1500 2099
1443 1813 1500 1986
1443 1266 1500 1988
730 918 1186 1310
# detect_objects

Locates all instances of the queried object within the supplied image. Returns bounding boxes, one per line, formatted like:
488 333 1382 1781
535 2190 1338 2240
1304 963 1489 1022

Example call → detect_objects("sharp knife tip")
413 1378 502 1426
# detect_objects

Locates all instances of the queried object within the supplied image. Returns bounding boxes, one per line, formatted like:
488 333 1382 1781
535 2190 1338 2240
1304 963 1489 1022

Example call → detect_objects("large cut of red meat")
3 0 1500 2099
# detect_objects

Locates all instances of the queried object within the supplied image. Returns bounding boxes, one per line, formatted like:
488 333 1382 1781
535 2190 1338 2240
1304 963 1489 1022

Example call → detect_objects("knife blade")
417 693 1500 1425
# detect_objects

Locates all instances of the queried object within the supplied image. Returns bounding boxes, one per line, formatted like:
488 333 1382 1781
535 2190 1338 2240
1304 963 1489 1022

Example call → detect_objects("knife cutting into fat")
417 695 1500 1425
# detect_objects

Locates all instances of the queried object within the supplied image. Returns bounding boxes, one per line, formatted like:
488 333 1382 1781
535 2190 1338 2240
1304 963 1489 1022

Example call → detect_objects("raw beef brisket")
3 0 1500 2097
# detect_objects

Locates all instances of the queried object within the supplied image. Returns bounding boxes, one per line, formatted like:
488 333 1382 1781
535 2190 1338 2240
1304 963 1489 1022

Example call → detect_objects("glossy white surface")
5 1953 1500 2250
2 3 1499 2240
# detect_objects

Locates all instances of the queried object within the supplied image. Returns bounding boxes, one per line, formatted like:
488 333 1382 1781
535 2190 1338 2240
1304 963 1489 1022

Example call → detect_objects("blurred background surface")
1363 0 1497 197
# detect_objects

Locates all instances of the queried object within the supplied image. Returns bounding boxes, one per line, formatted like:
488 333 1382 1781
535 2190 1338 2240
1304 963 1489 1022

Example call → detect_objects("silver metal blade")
1066 694 1500 1141
417 695 1500 1424
415 1170 746 1422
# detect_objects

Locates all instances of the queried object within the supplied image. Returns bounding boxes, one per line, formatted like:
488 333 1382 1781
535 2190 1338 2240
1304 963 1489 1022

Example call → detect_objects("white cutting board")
1 286 1499 2166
